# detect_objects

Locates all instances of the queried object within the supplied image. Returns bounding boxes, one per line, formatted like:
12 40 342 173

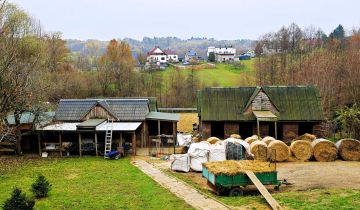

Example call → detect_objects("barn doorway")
211 122 224 139
239 122 253 139
298 122 313 135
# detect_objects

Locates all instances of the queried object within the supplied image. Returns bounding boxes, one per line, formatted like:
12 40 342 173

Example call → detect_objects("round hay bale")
295 133 317 142
250 140 268 161
335 139 360 161
262 136 276 145
230 134 241 139
207 137 220 144
193 137 200 143
245 135 258 144
267 140 290 162
311 139 337 162
290 140 312 161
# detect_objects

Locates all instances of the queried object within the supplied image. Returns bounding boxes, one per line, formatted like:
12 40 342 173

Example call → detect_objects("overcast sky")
9 0 360 41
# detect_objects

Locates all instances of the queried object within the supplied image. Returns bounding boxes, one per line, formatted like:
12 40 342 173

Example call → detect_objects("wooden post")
132 132 136 155
274 121 278 139
95 133 98 157
37 133 41 156
173 121 176 154
120 132 123 147
78 133 82 157
59 133 62 157
157 120 161 136
257 120 260 137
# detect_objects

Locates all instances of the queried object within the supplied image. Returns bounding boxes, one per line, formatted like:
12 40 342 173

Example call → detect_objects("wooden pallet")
245 171 282 210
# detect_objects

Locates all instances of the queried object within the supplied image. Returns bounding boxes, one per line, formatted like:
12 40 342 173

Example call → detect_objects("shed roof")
198 86 324 121
55 98 157 122
146 112 180 121
77 119 106 129
96 122 141 131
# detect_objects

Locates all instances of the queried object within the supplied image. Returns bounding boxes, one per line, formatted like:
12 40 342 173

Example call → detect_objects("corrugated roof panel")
198 86 324 121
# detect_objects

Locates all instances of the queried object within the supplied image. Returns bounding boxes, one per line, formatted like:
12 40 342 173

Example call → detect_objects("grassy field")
158 60 257 87
0 157 193 210
166 170 360 210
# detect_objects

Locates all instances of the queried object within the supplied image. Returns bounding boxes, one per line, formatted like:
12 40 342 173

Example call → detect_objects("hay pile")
175 146 187 154
267 140 290 162
290 140 312 161
250 140 268 161
207 137 220 144
245 135 259 144
294 133 317 142
203 160 275 175
230 134 241 139
335 139 360 161
177 113 199 133
262 136 276 145
311 139 337 162
193 137 200 143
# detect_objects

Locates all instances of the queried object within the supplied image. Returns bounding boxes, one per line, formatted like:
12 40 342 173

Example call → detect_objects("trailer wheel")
274 185 280 191
229 187 243 197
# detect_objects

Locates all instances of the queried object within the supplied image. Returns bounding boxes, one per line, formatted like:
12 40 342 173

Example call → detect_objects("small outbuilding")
197 86 324 143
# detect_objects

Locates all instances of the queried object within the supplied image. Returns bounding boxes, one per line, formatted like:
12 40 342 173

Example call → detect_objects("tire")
229 187 243 197
274 185 280 191
115 154 120 160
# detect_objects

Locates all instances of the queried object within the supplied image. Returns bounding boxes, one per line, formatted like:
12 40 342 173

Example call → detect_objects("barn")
197 86 325 143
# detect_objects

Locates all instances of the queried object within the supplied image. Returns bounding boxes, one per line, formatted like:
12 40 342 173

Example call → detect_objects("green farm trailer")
202 166 288 196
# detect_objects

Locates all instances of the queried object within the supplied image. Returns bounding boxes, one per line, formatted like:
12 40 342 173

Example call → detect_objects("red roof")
147 46 165 55
147 46 177 56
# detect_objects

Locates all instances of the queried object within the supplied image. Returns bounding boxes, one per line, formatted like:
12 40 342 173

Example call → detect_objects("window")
161 57 165 60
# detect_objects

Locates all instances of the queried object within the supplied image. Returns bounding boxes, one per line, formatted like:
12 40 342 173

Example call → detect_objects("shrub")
2 187 35 210
31 174 52 198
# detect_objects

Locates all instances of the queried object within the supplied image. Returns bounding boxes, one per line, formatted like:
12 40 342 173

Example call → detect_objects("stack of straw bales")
335 139 360 161
311 139 337 162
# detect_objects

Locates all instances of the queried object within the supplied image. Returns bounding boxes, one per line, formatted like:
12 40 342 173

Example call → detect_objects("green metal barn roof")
197 86 324 121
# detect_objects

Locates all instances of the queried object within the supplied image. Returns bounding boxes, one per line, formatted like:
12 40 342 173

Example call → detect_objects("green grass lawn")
0 157 193 210
165 170 360 210
158 60 257 87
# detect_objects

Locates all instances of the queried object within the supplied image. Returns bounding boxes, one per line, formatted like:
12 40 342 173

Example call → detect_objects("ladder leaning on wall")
104 118 114 157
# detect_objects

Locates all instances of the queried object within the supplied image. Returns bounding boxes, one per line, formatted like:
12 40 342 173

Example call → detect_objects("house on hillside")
8 98 179 156
197 86 324 143
207 46 236 62
147 46 178 64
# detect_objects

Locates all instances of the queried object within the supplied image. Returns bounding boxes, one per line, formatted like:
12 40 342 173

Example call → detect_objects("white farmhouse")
207 46 236 62
147 46 178 64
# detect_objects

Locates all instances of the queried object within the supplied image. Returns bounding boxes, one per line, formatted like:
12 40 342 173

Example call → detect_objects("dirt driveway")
277 160 360 191
153 160 360 192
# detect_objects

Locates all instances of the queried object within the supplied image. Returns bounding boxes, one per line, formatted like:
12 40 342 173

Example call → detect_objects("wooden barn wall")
283 123 298 144
83 106 116 121
201 121 211 140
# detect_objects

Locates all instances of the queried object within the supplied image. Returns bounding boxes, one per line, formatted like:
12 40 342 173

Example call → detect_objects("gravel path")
132 160 230 210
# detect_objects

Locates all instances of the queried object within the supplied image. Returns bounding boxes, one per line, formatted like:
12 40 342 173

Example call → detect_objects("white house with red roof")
147 46 178 64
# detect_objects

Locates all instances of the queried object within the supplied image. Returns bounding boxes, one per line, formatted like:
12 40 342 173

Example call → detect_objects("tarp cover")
170 154 190 172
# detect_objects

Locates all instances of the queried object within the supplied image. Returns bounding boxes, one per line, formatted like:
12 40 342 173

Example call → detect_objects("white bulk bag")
177 133 192 147
209 142 226 162
224 138 252 156
170 154 190 172
188 142 210 171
